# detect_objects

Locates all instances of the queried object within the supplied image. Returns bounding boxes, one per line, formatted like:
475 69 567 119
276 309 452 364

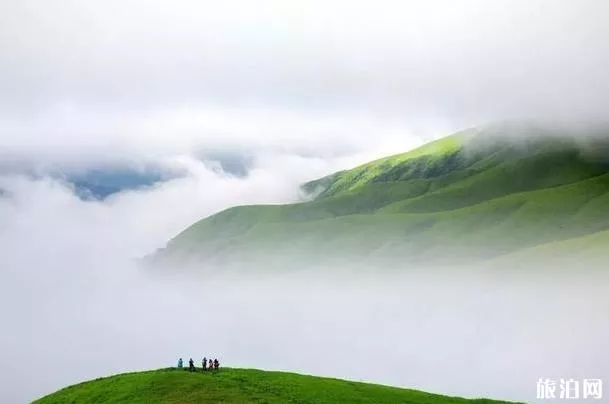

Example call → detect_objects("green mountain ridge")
154 124 609 269
34 368 519 404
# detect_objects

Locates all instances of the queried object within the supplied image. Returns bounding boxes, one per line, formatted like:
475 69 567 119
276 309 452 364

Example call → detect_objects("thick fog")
2 0 609 163
1 157 608 403
2 1 609 403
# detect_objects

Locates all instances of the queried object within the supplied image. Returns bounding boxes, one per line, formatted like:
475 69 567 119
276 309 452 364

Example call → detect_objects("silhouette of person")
202 357 207 371
177 358 183 369
189 358 195 372
213 358 219 370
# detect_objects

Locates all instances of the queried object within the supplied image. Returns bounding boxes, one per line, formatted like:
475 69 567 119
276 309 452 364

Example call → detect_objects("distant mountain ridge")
154 124 609 269
0 151 254 200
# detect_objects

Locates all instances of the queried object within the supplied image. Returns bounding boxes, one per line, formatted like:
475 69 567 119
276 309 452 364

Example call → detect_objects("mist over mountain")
4 124 609 404
0 150 265 200
154 123 609 270
3 1 609 403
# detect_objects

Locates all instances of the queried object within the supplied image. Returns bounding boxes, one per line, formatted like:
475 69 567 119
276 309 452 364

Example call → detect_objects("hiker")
202 357 207 371
177 358 183 369
213 358 219 371
189 358 195 372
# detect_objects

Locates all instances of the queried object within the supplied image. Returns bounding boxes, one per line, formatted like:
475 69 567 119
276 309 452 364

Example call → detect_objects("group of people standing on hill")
177 357 220 372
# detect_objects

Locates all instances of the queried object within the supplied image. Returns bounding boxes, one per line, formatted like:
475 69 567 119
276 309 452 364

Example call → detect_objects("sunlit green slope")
34 368 518 404
155 124 609 267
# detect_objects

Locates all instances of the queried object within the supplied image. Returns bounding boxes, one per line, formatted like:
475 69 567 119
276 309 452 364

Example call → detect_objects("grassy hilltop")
34 368 519 404
155 124 609 268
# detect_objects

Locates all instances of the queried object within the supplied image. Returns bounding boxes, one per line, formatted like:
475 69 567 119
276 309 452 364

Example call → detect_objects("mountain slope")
154 125 609 268
34 368 518 404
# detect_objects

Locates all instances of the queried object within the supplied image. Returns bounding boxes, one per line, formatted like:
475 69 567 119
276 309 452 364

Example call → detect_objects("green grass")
302 134 463 199
485 226 609 269
34 368 519 404
154 125 609 267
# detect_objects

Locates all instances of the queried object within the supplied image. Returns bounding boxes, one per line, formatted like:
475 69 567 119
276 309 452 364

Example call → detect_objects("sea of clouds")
2 1 609 402
1 153 608 403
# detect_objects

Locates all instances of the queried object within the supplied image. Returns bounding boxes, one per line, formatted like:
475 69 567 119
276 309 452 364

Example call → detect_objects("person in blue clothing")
177 358 183 369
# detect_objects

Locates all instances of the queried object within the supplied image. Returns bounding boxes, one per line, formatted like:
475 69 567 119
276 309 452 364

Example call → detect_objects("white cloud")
2 0 609 163
1 1 609 402
1 159 608 403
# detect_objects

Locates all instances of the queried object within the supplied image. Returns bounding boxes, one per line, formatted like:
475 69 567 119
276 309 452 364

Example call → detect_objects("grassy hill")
153 124 609 268
34 368 519 404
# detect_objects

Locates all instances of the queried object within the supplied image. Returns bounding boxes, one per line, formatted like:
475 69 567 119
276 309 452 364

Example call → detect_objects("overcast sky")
2 1 609 403
2 0 609 164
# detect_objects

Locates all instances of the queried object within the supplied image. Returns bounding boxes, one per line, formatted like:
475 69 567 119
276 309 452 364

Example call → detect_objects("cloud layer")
1 157 608 403
3 0 609 164
2 1 609 403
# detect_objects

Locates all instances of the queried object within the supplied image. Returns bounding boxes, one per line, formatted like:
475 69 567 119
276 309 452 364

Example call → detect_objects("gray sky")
2 1 609 403
2 0 609 163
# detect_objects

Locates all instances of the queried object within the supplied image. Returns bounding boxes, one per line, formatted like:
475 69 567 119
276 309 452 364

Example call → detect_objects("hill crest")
34 368 520 404
153 124 609 268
